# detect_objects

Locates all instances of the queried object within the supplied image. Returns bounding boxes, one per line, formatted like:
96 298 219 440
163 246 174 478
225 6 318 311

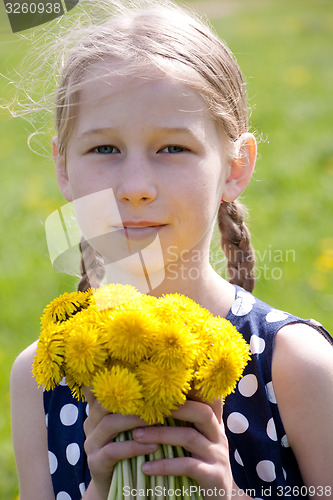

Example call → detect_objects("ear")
222 132 256 202
52 137 73 202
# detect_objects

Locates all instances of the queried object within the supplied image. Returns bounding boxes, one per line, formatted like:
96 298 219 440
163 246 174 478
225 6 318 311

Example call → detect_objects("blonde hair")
54 0 255 292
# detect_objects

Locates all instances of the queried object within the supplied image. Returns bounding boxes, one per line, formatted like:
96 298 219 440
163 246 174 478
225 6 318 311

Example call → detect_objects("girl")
10 1 333 499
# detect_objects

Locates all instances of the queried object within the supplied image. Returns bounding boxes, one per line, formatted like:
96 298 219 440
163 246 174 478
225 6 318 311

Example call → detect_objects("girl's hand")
82 388 158 500
132 397 234 499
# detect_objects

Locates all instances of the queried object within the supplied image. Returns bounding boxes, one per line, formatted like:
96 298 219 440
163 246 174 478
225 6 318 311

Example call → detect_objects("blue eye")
94 145 120 154
160 145 186 154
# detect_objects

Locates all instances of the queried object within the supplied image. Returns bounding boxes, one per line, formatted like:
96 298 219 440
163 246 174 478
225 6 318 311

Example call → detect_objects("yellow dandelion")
113 294 159 317
150 319 199 368
194 336 251 401
65 372 85 401
136 361 192 409
92 366 142 414
154 293 211 332
41 290 91 329
69 305 107 332
130 294 159 311
138 399 178 425
194 316 241 368
105 309 160 364
89 283 141 311
32 324 66 391
64 319 108 387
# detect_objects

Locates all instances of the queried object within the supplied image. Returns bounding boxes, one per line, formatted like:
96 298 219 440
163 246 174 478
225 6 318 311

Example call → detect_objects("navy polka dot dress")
43 286 333 499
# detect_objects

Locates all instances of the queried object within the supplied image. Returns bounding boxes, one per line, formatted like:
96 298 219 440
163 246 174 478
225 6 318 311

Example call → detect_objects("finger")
187 391 223 423
82 386 96 406
171 399 222 442
133 424 212 461
88 438 159 473
83 394 110 436
105 439 159 462
85 413 153 451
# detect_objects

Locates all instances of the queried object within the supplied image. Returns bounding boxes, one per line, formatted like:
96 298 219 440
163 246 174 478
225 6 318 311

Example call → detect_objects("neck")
104 256 237 318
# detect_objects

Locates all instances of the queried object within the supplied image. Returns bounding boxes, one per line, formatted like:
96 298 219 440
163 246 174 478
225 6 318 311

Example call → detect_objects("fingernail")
142 461 152 472
133 428 145 438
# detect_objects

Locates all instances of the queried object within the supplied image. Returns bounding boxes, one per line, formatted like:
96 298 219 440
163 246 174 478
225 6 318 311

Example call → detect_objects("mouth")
113 221 167 242
122 221 165 228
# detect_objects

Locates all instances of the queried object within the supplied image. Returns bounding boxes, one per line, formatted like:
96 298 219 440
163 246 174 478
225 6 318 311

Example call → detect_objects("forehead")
73 61 213 130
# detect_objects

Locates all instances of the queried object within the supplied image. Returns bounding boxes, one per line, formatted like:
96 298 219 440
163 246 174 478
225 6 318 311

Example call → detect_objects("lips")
121 221 165 228
113 221 166 242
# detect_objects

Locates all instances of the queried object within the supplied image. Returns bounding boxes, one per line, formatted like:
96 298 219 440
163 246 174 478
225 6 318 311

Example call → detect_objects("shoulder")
11 341 42 411
272 321 333 386
272 322 333 490
11 341 38 389
11 342 55 499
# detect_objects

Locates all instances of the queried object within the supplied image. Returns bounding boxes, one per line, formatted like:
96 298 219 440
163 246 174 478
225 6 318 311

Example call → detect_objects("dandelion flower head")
40 290 90 329
89 283 141 311
92 365 143 415
194 335 251 401
137 360 192 410
32 324 66 391
64 317 108 387
105 308 160 364
150 318 198 368
154 293 212 333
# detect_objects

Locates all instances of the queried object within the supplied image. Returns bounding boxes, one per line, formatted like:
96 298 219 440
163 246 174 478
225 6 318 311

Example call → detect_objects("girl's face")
54 64 248 285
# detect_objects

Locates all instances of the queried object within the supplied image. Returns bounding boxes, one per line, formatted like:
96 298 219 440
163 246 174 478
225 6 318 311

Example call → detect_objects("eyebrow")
76 126 197 143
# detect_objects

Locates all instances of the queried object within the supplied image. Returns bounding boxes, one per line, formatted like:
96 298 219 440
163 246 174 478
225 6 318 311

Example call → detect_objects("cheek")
73 187 123 240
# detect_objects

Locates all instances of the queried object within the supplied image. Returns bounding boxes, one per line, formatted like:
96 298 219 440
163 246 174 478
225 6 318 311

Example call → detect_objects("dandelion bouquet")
33 284 251 499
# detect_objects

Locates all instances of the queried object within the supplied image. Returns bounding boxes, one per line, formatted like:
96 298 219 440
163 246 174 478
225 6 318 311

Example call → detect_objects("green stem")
117 459 123 499
153 445 165 498
136 454 146 498
163 445 175 500
148 452 156 500
107 465 118 500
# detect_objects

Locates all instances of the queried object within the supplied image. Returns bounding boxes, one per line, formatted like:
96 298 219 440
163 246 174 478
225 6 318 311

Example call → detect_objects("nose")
116 153 158 205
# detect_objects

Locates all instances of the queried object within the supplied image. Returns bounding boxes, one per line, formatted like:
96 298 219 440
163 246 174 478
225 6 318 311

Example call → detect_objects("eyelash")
93 145 119 154
91 145 188 154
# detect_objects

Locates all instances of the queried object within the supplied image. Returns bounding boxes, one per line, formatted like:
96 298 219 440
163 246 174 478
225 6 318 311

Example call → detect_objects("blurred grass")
0 0 332 497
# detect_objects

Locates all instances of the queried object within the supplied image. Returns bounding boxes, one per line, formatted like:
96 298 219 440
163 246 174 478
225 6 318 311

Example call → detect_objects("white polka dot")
281 434 290 448
238 374 258 397
265 309 289 323
227 412 249 434
48 451 58 475
250 335 266 355
79 483 87 496
60 404 79 426
45 413 48 428
265 382 277 404
234 449 244 466
66 443 81 466
256 460 276 482
283 468 287 480
231 293 255 316
266 418 277 441
56 493 72 500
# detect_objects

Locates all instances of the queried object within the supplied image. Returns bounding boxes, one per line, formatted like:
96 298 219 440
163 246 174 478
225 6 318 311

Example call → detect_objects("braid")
217 200 255 293
77 237 105 292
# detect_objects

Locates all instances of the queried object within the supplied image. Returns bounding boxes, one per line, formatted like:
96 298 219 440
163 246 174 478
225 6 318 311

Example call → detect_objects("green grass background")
0 0 332 497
